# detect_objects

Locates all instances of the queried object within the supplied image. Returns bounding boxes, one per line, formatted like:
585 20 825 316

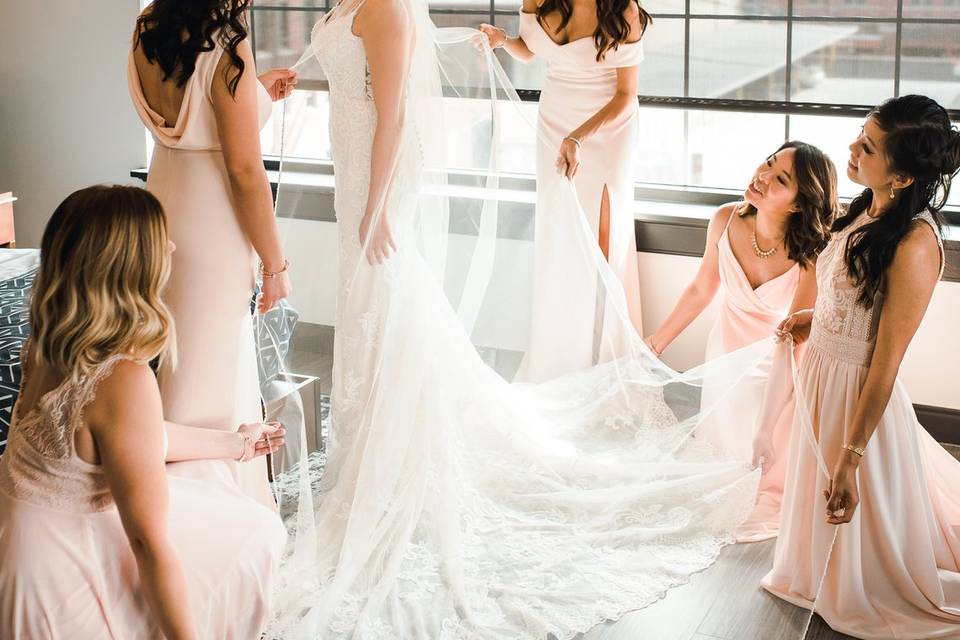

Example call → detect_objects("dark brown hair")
834 95 960 308
135 0 250 97
537 0 652 62
739 140 839 269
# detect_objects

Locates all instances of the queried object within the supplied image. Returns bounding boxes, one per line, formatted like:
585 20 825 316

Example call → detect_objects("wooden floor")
283 326 960 640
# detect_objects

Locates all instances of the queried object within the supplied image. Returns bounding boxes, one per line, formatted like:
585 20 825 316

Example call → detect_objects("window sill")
130 167 960 283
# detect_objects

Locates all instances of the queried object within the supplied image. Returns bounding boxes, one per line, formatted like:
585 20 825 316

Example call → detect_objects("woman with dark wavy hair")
479 0 652 381
128 0 295 507
645 140 838 543
763 95 960 639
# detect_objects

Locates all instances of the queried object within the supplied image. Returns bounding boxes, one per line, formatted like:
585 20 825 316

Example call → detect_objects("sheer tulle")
256 2 819 637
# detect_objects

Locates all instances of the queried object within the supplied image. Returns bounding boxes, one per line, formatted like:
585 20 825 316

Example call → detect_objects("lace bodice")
312 9 374 104
809 210 944 367
0 349 135 512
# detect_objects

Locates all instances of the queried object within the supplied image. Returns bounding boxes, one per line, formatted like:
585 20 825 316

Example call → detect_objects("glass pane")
691 0 787 16
899 23 960 109
790 22 895 104
639 18 685 96
429 11 490 27
789 113 862 198
686 110 785 188
904 0 960 18
689 20 787 100
252 8 325 73
634 108 785 189
494 0 523 11
794 0 896 18
491 15 551 90
430 0 491 11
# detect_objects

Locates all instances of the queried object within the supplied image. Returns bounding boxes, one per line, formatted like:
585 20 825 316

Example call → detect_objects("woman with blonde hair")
0 185 286 639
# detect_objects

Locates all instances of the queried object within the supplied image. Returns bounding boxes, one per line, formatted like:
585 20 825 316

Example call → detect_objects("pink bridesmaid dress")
0 351 285 639
762 210 960 639
128 36 274 506
518 10 645 380
698 207 800 543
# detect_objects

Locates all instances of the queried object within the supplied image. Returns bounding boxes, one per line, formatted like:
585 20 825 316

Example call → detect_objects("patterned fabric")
0 268 35 455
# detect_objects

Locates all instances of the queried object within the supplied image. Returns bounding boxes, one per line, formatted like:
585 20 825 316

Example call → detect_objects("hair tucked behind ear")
536 0 651 62
135 0 250 97
833 95 959 308
30 186 175 381
739 141 839 268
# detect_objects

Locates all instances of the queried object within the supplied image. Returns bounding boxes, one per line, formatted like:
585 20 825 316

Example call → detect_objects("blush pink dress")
0 351 285 639
518 11 645 380
698 208 800 543
128 37 274 506
762 210 960 639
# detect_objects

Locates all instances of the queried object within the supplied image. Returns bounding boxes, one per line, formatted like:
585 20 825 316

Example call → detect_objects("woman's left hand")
555 137 581 179
237 421 286 461
824 456 860 524
258 68 299 101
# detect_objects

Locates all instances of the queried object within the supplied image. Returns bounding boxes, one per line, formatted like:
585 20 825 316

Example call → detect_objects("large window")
250 0 960 206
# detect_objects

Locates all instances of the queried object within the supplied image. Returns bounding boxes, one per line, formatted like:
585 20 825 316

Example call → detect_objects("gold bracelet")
237 432 254 462
563 135 582 149
261 258 290 278
842 443 865 457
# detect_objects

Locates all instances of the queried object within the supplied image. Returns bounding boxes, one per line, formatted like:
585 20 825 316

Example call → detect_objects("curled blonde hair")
30 185 175 380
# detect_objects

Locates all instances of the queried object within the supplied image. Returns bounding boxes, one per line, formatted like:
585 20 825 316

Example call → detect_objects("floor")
280 325 960 640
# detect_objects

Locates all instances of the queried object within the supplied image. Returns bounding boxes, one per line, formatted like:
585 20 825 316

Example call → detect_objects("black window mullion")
894 0 904 96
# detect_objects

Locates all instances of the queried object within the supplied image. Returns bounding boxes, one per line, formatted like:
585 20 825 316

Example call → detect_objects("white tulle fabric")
260 2 791 638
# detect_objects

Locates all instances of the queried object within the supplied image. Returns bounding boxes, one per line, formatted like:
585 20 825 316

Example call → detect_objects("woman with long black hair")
480 0 651 380
129 0 295 506
763 94 960 639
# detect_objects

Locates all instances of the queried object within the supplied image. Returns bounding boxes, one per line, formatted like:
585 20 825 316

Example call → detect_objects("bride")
263 0 780 637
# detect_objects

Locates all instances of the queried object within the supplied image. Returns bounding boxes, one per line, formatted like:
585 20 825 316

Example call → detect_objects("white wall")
0 0 145 248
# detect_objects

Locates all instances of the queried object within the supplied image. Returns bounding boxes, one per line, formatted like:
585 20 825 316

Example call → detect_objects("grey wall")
0 0 145 247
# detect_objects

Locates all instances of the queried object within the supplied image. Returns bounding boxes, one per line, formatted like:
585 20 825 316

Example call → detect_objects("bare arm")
355 0 413 264
163 420 285 463
645 204 733 355
211 39 291 310
478 0 537 63
825 222 942 524
87 362 197 640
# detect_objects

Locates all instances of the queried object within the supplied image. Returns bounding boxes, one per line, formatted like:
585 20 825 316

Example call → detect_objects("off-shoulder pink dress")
0 352 285 639
519 11 646 380
128 37 274 506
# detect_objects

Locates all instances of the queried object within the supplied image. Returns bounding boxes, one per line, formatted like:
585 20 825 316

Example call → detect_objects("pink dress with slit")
519 11 645 380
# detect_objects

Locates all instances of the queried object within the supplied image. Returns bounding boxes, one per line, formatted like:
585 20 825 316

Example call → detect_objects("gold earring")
889 186 895 199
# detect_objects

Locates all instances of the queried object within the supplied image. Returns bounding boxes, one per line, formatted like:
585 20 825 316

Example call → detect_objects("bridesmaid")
479 0 651 380
129 0 295 505
645 141 837 542
763 95 960 639
0 186 286 639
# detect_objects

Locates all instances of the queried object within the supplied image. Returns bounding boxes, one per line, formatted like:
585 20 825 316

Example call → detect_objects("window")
249 0 960 209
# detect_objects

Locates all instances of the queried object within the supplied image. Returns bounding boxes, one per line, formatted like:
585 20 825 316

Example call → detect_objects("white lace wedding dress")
266 6 765 639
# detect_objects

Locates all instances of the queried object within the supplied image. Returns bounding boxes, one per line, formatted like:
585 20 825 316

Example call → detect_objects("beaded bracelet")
261 259 290 278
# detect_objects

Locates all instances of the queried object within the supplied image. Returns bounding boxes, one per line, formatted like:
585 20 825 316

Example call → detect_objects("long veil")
254 0 823 637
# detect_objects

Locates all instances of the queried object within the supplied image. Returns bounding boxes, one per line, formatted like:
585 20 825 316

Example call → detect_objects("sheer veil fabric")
257 1 820 637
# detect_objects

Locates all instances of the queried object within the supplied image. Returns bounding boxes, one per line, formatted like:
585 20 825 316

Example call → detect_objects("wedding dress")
259 2 794 637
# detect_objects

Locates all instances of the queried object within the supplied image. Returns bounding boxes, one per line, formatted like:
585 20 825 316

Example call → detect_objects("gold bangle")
261 258 290 278
563 135 582 149
237 432 254 462
842 443 865 457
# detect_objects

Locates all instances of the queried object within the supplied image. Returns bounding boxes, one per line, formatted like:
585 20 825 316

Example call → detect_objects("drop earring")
890 186 895 199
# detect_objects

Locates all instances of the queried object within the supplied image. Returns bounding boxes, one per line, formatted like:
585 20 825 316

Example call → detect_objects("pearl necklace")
751 231 778 259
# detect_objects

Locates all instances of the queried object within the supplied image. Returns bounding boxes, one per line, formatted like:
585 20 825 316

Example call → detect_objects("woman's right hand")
359 213 398 265
258 269 292 314
237 421 286 461
477 24 507 49
776 309 814 344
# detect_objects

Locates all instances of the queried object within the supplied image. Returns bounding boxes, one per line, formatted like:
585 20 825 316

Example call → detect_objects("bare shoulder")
356 0 412 29
521 0 541 13
889 218 942 285
85 360 162 432
705 202 739 244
